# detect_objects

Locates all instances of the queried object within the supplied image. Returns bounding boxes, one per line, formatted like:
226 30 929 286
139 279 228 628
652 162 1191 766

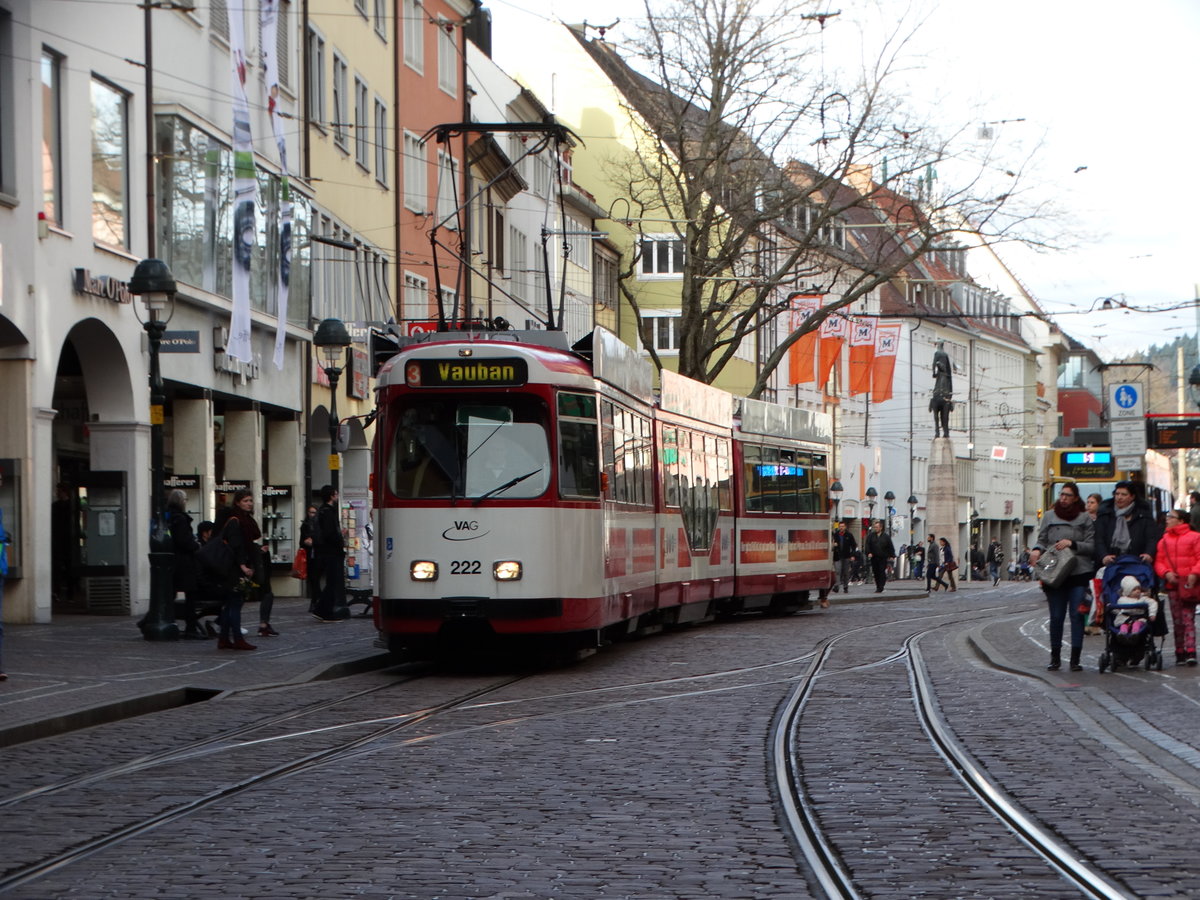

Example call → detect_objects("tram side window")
558 391 600 499
716 437 732 511
663 427 681 508
743 444 763 512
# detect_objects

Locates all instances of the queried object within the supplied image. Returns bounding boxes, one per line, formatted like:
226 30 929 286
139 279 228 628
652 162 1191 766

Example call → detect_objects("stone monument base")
925 437 958 551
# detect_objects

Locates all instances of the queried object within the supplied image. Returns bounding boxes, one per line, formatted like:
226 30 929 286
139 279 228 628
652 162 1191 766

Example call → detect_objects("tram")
370 326 833 655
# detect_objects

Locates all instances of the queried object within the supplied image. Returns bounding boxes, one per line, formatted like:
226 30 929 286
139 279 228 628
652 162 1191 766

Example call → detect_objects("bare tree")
582 0 1056 395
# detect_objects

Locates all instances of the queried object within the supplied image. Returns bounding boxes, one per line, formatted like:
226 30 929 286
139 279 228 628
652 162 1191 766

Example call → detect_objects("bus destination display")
1059 450 1115 479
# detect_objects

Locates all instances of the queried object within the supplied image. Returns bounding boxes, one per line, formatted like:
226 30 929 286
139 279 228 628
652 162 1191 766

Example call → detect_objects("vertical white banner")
227 1 255 363
261 0 290 371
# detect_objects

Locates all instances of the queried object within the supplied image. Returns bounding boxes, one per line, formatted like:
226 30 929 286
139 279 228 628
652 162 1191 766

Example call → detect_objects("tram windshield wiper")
473 468 543 507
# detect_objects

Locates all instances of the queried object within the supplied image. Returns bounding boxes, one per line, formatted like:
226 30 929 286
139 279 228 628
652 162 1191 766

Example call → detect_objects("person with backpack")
200 506 255 650
985 539 1004 586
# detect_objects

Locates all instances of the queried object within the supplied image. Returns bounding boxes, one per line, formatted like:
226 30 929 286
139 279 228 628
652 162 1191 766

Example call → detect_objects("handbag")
195 537 236 589
1034 546 1076 588
290 547 308 580
945 560 958 572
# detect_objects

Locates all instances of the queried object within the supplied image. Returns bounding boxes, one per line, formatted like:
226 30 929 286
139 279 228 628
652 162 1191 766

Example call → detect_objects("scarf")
1111 498 1134 552
1053 496 1084 520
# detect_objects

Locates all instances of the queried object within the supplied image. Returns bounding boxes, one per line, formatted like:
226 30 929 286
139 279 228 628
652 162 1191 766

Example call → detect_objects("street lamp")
313 317 352 494
865 486 877 526
129 258 179 641
829 480 843 523
884 490 896 535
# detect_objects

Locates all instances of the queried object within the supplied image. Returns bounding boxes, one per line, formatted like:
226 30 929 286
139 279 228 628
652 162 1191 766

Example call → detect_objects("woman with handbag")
1030 482 1095 672
1154 509 1200 665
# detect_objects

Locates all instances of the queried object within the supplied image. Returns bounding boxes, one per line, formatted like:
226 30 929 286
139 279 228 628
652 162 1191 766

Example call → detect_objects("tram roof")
736 396 833 444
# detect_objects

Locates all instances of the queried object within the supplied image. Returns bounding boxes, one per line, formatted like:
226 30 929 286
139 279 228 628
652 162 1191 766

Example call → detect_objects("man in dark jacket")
1095 481 1159 566
985 539 1004 585
313 485 350 621
865 520 897 593
832 522 857 593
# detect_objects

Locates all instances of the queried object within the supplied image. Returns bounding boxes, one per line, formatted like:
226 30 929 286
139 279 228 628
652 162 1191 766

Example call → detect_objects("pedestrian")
313 484 350 621
938 537 959 592
299 504 321 612
832 522 857 593
1086 492 1102 520
205 508 255 650
166 489 204 639
1190 492 1200 533
226 489 278 637
912 544 924 580
969 542 985 580
1030 482 1095 672
865 520 896 593
1095 480 1159 568
0 467 11 681
1154 509 1200 666
985 539 1004 585
925 533 946 592
195 520 219 636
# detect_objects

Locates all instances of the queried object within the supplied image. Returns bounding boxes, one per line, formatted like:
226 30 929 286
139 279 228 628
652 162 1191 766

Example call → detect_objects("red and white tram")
370 327 832 655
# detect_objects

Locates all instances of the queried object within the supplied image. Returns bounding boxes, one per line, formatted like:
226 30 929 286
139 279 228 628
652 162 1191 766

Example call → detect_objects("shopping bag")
290 547 308 580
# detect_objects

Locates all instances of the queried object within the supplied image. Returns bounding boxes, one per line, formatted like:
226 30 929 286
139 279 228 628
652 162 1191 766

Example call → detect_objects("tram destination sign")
405 358 528 388
1148 417 1200 449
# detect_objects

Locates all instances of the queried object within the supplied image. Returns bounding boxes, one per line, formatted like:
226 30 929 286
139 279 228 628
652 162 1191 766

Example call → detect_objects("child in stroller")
1099 566 1164 672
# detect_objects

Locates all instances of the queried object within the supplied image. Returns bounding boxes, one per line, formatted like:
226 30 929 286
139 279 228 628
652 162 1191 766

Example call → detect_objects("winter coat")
168 510 200 592
832 529 857 562
865 531 896 559
1154 522 1200 583
1095 498 1160 561
1033 506 1095 581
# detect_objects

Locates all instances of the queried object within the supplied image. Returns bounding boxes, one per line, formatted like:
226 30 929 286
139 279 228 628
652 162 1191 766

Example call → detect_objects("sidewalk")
0 598 390 747
824 573 997 605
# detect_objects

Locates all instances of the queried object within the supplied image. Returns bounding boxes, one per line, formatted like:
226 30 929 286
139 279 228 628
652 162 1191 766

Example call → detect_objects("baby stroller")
1097 557 1165 673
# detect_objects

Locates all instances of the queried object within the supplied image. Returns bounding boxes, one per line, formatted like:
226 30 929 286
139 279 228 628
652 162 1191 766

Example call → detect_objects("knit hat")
1120 575 1142 594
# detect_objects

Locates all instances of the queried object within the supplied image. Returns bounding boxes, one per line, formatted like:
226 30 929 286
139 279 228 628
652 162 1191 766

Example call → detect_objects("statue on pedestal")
930 341 953 438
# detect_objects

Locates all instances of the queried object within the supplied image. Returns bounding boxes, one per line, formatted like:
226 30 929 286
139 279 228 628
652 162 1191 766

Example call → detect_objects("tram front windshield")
387 397 551 501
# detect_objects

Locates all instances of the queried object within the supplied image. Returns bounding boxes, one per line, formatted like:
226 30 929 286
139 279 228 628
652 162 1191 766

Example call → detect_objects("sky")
488 0 1200 360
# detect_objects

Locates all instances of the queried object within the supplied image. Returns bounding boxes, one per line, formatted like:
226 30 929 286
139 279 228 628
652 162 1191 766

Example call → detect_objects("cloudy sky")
489 0 1200 359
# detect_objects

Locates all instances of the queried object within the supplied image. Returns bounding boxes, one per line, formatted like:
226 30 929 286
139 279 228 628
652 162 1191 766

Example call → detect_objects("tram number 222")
450 560 482 575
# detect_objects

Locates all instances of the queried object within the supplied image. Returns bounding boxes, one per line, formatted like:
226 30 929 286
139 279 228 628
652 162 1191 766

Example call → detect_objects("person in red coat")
1154 509 1200 665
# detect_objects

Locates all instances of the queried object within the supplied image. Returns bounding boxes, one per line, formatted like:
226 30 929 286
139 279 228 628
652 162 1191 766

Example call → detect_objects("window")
530 152 551 198
509 226 528 301
438 21 457 96
306 27 326 130
403 0 423 72
491 210 504 272
331 54 348 149
375 0 388 38
354 76 369 170
210 0 228 40
639 312 681 353
403 270 428 321
0 10 11 197
354 0 367 17
639 235 684 277
563 213 590 270
436 150 460 228
91 77 128 248
593 248 618 310
374 98 388 186
403 131 425 212
558 392 600 499
41 48 62 225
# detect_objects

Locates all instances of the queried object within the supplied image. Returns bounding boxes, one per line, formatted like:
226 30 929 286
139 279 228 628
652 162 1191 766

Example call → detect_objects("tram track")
773 619 1133 899
0 673 529 894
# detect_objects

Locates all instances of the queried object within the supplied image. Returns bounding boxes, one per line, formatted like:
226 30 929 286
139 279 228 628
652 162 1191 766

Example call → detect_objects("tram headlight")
493 560 522 581
410 560 438 581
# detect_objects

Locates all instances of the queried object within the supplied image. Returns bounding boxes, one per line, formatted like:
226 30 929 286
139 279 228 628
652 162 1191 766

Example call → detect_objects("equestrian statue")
930 342 953 438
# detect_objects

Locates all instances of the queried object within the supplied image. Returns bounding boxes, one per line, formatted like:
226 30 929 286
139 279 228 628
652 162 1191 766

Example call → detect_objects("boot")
1047 649 1061 671
1069 647 1083 672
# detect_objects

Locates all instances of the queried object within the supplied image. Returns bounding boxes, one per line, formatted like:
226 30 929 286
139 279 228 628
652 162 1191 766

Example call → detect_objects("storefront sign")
161 331 201 353
72 268 133 304
262 484 291 499
348 347 369 399
163 474 201 490
215 480 251 494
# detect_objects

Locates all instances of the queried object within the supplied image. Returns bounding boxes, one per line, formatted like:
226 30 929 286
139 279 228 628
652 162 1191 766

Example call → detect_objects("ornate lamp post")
907 494 919 578
129 258 179 641
865 486 877 532
313 318 352 494
884 490 896 535
829 480 843 523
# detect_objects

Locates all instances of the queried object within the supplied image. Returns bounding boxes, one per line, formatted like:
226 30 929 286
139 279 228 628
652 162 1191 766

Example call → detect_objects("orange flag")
817 314 849 389
847 319 877 396
787 295 822 385
871 323 903 402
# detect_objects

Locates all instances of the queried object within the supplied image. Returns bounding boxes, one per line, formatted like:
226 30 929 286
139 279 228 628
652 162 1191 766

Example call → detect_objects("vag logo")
442 520 489 541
